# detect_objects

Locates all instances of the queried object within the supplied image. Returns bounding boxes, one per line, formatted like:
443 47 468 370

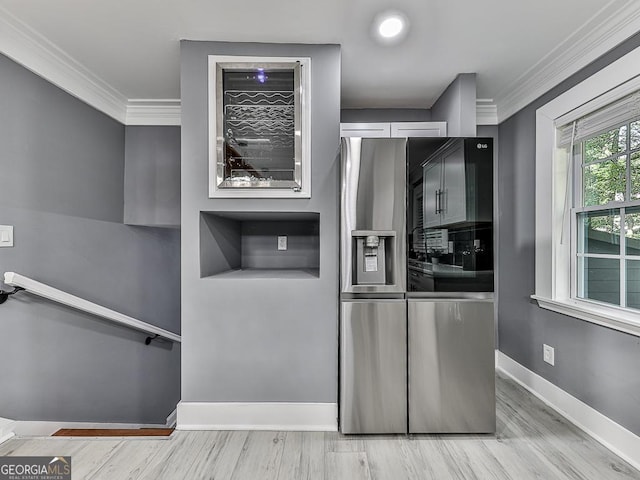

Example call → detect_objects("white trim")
0 417 16 445
535 44 640 335
476 100 498 125
497 0 640 123
126 99 182 126
176 402 338 431
3 272 181 343
165 408 177 428
2 2 640 126
496 351 640 471
0 7 181 126
532 296 640 338
0 5 127 123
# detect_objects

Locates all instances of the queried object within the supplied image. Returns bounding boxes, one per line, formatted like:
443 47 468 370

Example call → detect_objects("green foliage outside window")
582 122 640 237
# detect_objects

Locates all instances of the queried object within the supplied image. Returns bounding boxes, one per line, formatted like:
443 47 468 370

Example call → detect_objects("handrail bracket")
0 286 25 305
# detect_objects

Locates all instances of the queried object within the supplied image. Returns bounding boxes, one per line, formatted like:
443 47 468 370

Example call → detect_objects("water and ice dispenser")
352 230 396 286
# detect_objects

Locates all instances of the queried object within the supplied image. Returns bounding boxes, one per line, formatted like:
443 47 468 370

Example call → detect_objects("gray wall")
124 126 181 227
0 53 181 424
498 34 640 436
180 41 340 402
432 73 477 137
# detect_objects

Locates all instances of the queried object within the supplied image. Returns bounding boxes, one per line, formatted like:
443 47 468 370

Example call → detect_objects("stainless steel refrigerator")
339 136 496 435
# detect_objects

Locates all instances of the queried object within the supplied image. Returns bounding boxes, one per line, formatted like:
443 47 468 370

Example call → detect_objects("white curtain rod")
3 272 181 344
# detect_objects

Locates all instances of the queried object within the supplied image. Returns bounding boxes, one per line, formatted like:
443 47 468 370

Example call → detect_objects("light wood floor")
1 372 638 480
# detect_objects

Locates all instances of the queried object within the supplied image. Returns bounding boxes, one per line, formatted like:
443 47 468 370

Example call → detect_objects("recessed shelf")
200 211 320 279
205 268 319 280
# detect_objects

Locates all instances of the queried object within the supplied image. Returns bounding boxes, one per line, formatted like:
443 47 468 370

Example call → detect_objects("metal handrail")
2 272 181 344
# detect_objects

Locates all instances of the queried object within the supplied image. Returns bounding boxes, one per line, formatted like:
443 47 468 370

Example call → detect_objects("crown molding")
476 99 498 125
126 99 182 125
0 6 128 123
495 0 640 123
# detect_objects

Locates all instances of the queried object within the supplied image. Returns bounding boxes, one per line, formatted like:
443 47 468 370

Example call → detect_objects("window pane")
577 257 620 306
584 125 627 163
583 156 626 206
631 121 640 150
630 152 640 201
627 260 640 309
626 206 640 255
577 210 620 254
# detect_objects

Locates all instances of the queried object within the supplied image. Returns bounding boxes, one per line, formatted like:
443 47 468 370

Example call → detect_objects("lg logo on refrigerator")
477 143 489 149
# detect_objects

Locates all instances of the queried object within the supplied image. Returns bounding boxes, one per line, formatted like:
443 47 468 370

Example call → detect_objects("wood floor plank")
0 438 28 456
136 431 213 480
88 438 172 480
435 436 512 480
325 452 372 480
0 438 87 459
277 431 325 480
364 435 426 480
62 440 122 478
182 430 248 480
229 431 286 480
325 431 366 452
403 436 460 480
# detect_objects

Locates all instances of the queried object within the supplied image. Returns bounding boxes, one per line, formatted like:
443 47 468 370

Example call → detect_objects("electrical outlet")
277 235 287 251
543 344 555 366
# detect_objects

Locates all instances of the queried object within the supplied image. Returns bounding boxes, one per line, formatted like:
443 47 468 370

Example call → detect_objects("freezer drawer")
408 300 495 433
340 300 407 434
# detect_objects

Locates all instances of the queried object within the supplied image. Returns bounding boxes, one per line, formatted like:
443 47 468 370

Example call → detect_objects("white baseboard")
176 402 338 431
165 408 177 428
496 350 640 471
0 432 14 445
0 417 16 445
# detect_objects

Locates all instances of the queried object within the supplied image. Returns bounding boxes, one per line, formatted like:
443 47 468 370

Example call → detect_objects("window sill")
531 295 640 338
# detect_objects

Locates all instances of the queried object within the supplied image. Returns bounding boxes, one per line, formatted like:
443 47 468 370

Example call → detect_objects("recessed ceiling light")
379 16 404 38
373 10 409 45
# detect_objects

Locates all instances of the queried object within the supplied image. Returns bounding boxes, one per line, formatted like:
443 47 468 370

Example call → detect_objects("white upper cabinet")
340 122 447 138
208 55 311 198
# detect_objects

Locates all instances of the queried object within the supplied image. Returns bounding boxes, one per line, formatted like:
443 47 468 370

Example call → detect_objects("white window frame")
534 44 640 338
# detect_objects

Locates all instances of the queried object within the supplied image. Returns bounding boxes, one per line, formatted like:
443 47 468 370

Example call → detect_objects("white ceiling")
0 0 639 123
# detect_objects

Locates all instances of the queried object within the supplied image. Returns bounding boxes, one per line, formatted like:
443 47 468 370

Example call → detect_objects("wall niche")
200 211 320 279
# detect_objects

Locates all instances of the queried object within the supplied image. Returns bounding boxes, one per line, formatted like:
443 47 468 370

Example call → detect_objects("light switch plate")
0 225 13 247
278 236 287 251
543 344 555 366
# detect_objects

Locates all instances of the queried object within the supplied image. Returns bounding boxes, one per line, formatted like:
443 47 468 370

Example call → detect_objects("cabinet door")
340 300 407 434
340 123 391 138
408 300 495 433
423 158 443 228
390 122 447 138
441 141 467 225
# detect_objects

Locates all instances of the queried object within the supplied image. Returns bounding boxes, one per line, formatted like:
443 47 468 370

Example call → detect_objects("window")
534 45 640 338
572 120 640 310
